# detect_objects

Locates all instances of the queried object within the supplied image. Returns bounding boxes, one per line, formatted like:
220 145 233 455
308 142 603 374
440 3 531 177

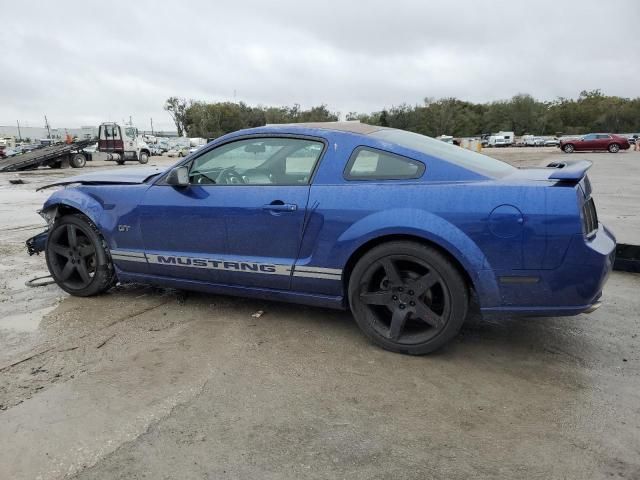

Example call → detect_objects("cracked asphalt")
0 150 638 479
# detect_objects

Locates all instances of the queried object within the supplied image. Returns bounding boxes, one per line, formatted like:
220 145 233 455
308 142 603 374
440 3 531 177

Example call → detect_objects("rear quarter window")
345 146 425 180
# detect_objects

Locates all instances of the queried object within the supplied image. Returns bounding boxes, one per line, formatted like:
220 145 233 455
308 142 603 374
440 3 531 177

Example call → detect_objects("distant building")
0 125 98 141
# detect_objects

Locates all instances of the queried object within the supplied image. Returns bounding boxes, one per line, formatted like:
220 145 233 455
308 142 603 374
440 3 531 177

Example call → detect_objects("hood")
37 167 164 191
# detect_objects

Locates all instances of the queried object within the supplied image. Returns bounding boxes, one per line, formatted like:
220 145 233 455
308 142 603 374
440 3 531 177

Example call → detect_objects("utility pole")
44 115 51 139
129 115 132 126
16 120 22 141
150 117 154 135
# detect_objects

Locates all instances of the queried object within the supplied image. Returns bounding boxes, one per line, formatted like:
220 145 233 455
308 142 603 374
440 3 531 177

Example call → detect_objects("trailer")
0 139 94 172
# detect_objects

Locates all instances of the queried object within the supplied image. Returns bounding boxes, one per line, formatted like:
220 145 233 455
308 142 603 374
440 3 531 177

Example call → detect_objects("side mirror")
166 166 189 187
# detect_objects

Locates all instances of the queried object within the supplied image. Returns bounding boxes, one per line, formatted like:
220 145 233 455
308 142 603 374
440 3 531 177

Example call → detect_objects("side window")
596 134 611 139
188 137 324 185
345 147 425 181
583 134 597 141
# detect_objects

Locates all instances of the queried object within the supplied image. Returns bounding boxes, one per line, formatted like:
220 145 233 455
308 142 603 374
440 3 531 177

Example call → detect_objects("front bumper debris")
26 230 48 256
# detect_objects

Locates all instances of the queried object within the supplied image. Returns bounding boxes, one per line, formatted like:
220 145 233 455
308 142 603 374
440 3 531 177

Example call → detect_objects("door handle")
262 202 297 212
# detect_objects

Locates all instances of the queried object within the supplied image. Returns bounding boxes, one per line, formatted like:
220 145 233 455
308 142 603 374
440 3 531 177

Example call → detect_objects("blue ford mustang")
27 122 615 354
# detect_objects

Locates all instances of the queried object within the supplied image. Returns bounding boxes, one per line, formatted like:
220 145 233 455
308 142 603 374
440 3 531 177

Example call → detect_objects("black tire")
608 143 620 153
45 214 115 297
70 153 86 168
138 151 149 164
116 160 125 165
348 241 468 355
563 144 575 153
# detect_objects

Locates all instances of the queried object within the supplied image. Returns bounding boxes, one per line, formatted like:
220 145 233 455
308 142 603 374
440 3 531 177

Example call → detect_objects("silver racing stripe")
111 255 148 263
291 271 342 280
110 250 342 280
146 254 292 276
110 249 148 263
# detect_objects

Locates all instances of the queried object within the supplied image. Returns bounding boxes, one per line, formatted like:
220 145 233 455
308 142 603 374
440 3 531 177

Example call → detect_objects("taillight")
582 197 598 238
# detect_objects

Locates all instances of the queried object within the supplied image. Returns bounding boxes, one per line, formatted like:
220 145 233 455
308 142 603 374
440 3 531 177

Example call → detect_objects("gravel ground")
0 148 638 480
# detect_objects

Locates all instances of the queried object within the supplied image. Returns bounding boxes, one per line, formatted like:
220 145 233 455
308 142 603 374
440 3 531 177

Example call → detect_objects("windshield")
370 129 515 178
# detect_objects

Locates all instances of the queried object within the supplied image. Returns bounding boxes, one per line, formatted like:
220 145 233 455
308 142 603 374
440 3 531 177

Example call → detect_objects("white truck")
496 131 515 146
487 135 507 147
97 122 151 165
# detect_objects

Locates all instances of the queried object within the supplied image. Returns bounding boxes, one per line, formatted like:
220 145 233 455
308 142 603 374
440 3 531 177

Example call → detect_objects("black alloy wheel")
45 214 115 296
349 242 468 355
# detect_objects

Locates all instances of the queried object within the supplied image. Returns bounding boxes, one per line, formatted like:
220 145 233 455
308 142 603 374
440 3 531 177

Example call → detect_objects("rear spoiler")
546 160 592 181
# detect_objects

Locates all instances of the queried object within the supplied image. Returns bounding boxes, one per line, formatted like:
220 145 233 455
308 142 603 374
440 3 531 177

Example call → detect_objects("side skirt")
116 271 346 310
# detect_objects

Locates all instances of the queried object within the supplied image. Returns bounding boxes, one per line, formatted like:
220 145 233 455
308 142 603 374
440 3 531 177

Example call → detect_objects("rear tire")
70 153 86 168
45 214 115 297
608 143 620 153
563 144 575 153
348 241 468 355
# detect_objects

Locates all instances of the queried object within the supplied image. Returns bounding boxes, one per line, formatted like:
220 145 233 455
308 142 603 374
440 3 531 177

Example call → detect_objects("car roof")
263 121 388 135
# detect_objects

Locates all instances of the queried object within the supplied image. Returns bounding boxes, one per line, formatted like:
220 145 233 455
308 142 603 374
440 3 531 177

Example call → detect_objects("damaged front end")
26 230 48 256
25 207 57 256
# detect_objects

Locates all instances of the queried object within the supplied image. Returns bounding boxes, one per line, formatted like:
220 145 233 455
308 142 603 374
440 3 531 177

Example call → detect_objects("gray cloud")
1 0 637 131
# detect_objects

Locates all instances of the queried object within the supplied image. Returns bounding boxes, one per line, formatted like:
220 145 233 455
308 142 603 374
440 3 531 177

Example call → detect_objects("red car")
560 133 630 153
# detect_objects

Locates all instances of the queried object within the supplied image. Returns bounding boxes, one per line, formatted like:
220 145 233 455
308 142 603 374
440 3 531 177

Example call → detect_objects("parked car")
486 135 506 147
166 146 190 157
560 133 630 153
149 146 164 156
27 122 615 355
544 138 559 147
627 136 637 145
1 148 18 157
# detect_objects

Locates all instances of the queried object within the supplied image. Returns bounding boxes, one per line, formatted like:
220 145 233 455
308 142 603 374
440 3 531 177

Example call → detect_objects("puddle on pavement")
0 305 58 332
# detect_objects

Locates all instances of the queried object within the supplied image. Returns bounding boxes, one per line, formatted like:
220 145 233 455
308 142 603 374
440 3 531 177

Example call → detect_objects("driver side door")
138 135 325 291
577 133 597 151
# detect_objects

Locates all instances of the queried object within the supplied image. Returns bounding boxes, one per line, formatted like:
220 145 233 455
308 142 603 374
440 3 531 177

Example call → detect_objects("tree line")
165 90 640 139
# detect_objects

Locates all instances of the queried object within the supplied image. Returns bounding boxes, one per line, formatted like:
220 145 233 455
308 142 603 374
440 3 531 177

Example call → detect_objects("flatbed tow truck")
0 139 94 172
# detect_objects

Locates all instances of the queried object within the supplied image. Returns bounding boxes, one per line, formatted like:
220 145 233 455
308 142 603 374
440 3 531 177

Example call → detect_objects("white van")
487 135 506 147
497 131 515 146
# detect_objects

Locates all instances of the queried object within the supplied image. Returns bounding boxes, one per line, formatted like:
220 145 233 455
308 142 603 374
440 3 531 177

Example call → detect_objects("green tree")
164 97 188 136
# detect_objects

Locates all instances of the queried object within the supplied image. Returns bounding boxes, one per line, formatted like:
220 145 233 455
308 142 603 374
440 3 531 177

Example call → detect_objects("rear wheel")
348 241 468 355
563 144 575 153
608 143 620 153
45 214 115 296
70 153 86 168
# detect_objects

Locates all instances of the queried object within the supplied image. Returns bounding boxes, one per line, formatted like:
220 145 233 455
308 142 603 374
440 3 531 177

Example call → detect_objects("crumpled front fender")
42 188 105 227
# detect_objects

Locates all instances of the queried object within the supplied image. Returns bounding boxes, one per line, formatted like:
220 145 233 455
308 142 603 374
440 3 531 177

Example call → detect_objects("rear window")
345 147 425 180
369 129 515 178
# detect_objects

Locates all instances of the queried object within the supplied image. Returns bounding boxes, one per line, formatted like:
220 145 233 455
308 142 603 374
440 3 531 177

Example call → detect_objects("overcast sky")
1 0 637 131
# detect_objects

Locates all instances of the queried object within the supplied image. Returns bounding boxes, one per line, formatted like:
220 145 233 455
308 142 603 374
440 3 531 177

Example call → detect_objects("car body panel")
33 124 615 317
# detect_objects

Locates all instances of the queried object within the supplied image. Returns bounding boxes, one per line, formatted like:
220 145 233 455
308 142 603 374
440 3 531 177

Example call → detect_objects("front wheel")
45 214 115 296
348 241 468 355
138 151 149 164
116 160 125 165
563 144 575 153
608 143 620 153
